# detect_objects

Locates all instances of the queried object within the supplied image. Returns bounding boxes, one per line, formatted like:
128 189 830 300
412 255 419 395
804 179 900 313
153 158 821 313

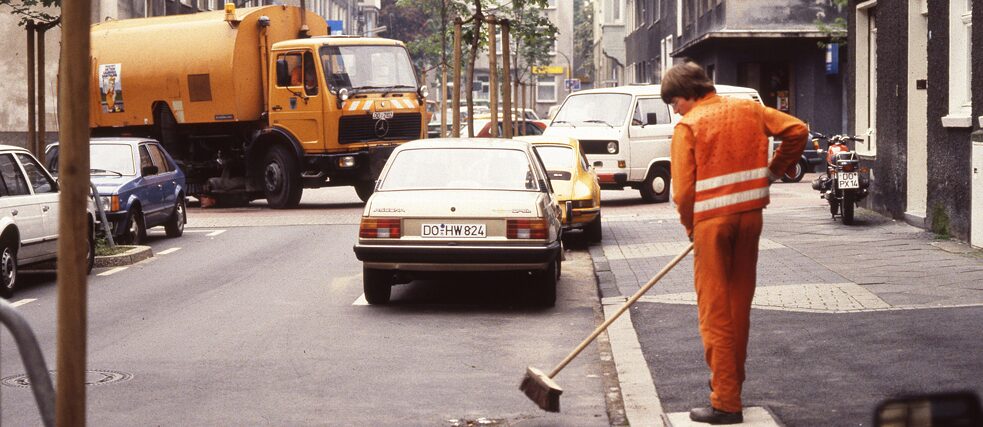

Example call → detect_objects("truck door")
627 97 674 181
270 51 325 151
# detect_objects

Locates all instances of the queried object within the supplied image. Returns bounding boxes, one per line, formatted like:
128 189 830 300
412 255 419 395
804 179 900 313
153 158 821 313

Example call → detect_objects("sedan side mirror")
142 165 159 176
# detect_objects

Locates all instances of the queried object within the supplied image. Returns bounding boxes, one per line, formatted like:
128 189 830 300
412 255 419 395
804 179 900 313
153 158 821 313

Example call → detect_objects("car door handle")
42 206 49 212
158 184 164 189
272 105 283 111
11 210 17 216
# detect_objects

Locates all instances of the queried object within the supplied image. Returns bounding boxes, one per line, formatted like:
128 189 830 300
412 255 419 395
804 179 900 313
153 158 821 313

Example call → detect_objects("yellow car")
518 135 602 243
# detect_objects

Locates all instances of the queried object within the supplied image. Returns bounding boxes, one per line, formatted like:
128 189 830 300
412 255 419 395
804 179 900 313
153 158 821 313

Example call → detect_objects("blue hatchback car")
47 138 187 244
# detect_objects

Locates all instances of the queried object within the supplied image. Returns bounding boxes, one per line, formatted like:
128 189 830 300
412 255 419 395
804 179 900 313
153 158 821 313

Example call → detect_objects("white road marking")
352 294 368 306
157 247 181 255
98 267 128 276
11 298 36 307
183 229 227 237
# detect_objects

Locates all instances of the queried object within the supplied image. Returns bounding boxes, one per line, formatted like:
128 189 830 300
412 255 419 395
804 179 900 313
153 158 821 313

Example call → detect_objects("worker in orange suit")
663 62 807 425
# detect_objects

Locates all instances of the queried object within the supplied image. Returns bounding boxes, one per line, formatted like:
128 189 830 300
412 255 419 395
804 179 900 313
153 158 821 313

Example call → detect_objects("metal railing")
0 298 55 426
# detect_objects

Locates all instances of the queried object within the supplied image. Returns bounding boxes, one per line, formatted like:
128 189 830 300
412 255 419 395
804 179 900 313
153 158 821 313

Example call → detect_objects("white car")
352 139 564 306
0 145 95 298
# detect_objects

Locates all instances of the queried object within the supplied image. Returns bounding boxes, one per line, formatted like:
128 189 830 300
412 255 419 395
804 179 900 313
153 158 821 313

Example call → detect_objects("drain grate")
1 370 133 388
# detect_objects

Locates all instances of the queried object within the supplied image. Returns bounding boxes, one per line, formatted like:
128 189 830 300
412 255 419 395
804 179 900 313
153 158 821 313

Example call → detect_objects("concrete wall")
0 12 62 150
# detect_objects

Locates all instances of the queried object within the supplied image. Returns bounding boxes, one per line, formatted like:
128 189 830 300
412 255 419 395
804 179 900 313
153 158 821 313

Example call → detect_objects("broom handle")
548 242 694 378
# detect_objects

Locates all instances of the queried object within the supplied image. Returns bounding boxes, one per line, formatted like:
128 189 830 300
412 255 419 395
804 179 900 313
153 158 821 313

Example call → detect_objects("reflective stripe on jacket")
670 93 807 235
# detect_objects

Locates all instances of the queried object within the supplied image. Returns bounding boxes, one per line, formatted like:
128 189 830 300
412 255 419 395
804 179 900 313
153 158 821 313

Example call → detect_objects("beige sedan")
352 138 563 306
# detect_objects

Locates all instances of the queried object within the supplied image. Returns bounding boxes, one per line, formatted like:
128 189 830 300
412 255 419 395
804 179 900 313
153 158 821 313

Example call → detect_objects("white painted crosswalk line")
157 247 181 255
98 267 128 276
11 298 36 307
352 294 368 306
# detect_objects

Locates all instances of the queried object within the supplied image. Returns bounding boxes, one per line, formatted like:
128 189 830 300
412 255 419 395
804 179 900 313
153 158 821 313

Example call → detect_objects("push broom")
520 242 694 412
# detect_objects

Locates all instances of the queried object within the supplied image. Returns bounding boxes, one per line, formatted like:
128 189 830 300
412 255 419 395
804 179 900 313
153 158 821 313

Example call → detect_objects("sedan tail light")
507 218 548 239
359 217 401 238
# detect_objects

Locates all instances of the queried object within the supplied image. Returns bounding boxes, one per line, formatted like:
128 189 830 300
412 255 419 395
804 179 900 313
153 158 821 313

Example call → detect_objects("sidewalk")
592 197 983 425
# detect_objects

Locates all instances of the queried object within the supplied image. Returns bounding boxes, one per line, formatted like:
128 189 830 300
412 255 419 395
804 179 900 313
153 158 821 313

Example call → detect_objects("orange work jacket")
670 93 807 235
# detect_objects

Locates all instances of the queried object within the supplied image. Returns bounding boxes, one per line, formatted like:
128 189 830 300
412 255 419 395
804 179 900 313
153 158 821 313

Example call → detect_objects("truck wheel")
0 241 17 299
363 267 393 304
354 181 375 203
263 145 302 209
640 166 670 203
781 159 807 183
164 198 187 237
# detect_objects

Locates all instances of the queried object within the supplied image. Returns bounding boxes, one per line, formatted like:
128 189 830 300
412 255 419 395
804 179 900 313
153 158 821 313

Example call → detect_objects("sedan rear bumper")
353 241 561 271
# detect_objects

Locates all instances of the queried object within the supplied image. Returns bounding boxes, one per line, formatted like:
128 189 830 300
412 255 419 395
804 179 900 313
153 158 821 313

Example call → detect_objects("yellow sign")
532 66 565 75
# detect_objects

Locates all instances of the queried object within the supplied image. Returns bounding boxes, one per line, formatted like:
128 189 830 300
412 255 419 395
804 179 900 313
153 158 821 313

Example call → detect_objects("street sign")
825 43 839 75
564 78 581 91
532 66 565 75
327 20 344 36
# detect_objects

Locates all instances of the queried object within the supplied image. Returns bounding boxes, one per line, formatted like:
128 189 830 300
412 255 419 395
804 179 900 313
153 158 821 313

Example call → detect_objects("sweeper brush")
520 243 694 412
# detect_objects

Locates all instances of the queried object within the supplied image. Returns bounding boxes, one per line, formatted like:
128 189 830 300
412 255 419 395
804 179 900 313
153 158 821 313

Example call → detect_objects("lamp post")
555 50 573 90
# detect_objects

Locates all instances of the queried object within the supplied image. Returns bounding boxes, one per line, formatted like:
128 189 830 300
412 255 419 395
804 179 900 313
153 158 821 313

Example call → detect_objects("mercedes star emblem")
374 119 390 138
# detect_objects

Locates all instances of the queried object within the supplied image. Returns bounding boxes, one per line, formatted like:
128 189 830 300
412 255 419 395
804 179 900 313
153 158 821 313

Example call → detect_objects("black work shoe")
689 407 743 425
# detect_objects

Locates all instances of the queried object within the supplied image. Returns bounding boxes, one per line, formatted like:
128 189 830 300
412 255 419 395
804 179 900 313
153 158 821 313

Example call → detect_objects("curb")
94 245 154 268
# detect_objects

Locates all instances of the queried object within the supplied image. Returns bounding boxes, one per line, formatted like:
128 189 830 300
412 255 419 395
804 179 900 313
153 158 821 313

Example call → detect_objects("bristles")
519 366 563 412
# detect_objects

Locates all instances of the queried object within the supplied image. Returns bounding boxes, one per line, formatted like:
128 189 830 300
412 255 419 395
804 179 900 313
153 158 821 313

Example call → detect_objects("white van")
543 84 764 202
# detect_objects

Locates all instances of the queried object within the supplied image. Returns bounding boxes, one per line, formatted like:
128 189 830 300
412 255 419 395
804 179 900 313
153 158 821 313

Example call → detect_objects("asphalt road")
0 187 611 426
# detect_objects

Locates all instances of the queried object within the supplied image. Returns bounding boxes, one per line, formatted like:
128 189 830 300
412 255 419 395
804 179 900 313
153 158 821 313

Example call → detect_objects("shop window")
943 0 973 127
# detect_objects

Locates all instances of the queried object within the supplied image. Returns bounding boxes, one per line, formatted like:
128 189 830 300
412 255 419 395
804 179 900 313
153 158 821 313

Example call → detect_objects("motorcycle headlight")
606 142 618 154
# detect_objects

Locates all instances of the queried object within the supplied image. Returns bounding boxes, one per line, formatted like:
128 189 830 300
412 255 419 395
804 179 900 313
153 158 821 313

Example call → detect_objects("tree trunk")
465 0 483 137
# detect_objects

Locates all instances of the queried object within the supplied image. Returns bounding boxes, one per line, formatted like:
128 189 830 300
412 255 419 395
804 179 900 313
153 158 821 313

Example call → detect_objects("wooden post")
452 18 462 138
439 0 448 138
36 22 53 164
500 19 512 138
486 16 498 138
57 0 91 423
26 21 36 155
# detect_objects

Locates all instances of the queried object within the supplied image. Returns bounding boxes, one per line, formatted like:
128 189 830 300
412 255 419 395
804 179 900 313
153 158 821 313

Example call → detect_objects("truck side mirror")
276 59 290 87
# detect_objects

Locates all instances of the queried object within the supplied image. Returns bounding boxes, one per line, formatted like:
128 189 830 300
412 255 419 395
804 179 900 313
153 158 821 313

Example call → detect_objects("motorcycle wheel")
842 191 856 225
828 195 839 218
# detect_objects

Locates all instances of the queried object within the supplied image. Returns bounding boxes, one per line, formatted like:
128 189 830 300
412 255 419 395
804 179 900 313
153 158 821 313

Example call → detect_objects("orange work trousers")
692 209 763 413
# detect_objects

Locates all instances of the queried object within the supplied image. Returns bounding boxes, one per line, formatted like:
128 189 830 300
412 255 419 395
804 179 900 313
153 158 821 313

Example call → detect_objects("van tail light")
359 217 401 238
507 218 548 239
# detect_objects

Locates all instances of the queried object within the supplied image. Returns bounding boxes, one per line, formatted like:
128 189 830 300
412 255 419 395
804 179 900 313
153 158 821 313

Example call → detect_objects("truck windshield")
551 93 632 127
320 45 418 92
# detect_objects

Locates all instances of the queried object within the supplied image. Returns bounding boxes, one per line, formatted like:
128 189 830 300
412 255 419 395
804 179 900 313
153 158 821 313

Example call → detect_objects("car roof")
398 138 531 151
49 137 159 147
0 144 31 153
567 83 759 97
514 135 580 148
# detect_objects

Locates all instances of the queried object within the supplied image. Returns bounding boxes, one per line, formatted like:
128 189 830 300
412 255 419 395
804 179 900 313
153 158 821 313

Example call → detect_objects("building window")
476 75 489 101
612 0 621 21
547 0 557 8
537 76 557 103
653 0 661 23
635 0 645 28
943 0 973 127
855 1 877 155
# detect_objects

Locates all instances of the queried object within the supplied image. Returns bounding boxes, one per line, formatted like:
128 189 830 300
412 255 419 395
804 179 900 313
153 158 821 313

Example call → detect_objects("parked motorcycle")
810 133 870 225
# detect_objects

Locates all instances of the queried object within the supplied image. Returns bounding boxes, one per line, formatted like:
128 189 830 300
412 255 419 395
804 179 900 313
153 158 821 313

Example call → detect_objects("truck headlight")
338 156 356 168
607 141 618 154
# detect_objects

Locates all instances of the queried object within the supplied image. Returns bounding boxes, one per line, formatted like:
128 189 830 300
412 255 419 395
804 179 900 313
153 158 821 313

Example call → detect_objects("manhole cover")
1 370 133 388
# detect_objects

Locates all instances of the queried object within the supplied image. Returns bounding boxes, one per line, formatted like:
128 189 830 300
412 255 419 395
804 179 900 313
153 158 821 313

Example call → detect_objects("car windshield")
533 146 574 171
380 148 537 191
552 93 632 127
320 45 418 91
90 144 135 175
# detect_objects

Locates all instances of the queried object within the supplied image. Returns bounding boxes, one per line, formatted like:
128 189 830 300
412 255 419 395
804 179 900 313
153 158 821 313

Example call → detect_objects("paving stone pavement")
597 204 983 312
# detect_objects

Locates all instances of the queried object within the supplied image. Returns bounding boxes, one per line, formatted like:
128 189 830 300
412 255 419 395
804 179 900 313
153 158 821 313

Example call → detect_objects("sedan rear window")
381 148 536 191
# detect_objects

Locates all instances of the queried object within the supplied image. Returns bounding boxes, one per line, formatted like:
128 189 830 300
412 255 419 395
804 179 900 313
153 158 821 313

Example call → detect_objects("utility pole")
57 0 91 423
501 19 512 138
487 15 498 138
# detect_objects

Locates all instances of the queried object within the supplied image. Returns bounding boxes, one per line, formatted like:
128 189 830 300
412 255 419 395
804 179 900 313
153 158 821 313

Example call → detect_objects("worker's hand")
687 230 694 242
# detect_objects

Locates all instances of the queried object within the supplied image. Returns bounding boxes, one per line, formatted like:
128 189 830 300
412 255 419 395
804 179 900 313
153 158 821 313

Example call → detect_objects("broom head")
519 366 563 412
